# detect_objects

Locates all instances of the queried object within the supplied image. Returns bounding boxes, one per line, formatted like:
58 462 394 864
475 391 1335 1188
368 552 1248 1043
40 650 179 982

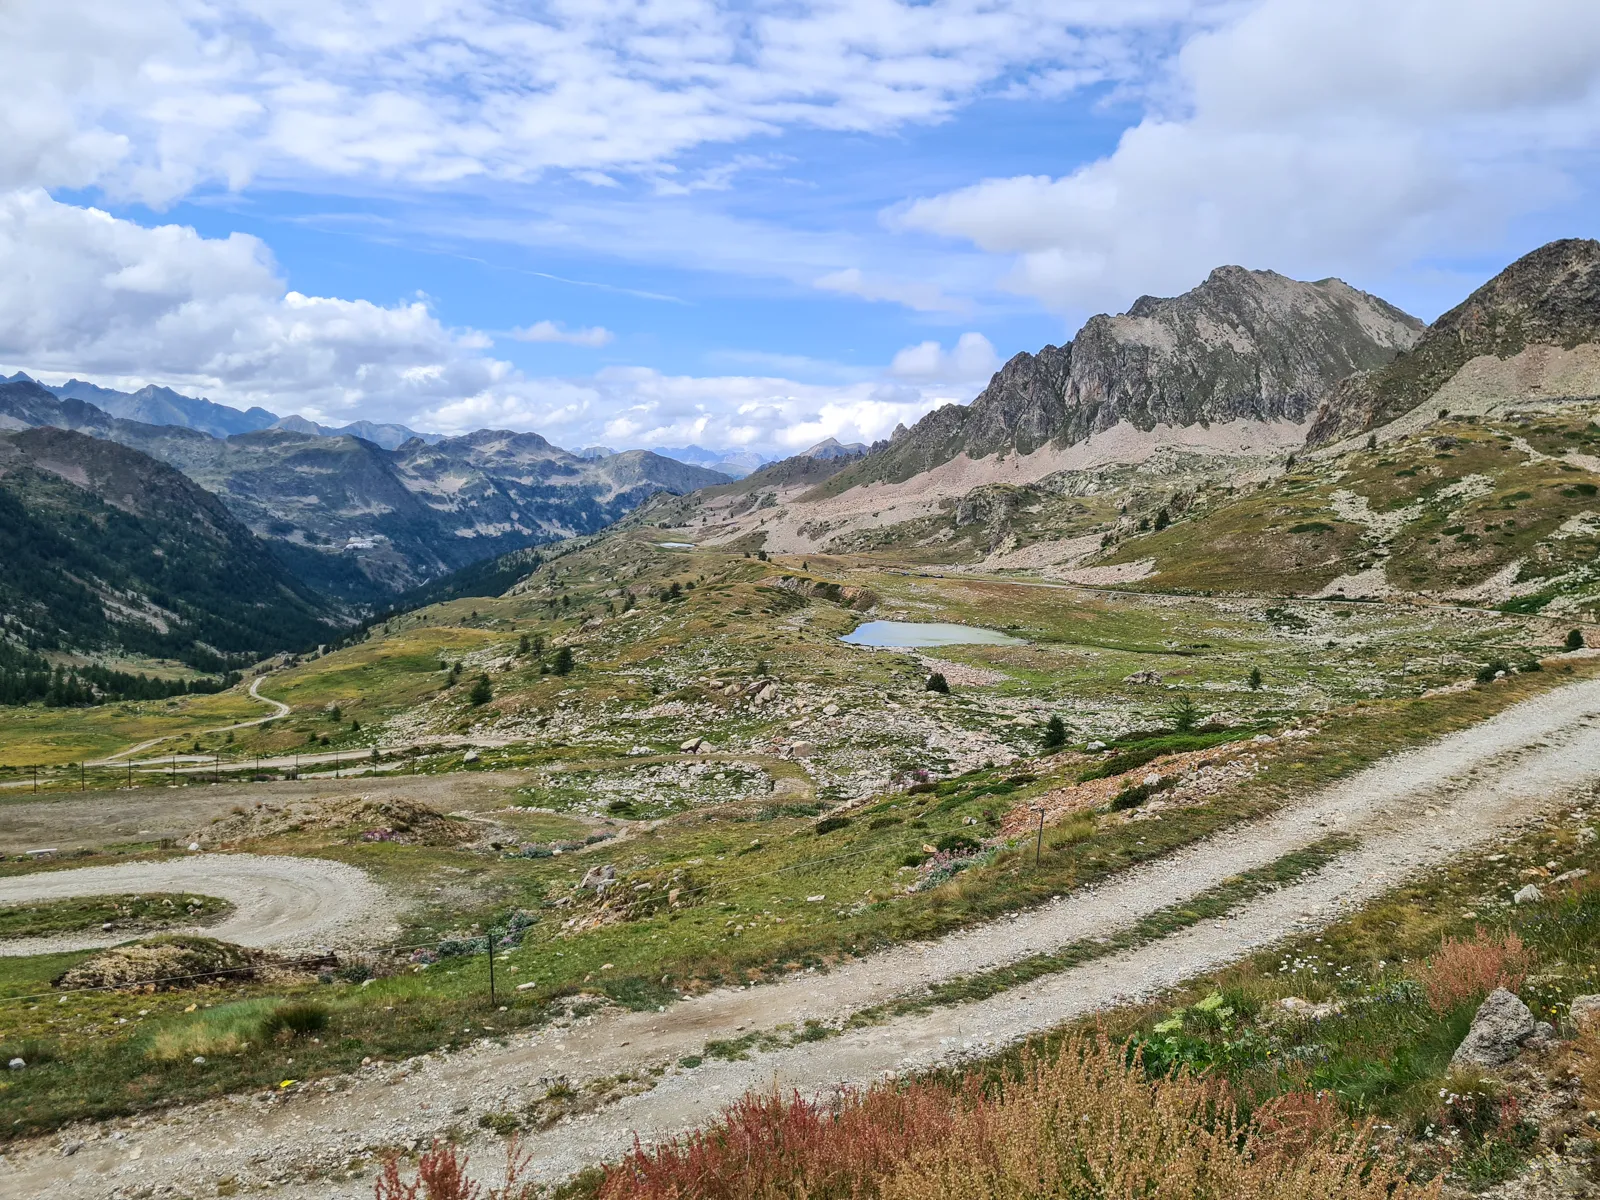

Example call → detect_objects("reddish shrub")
598 1082 963 1200
1415 928 1530 1014
375 1137 537 1200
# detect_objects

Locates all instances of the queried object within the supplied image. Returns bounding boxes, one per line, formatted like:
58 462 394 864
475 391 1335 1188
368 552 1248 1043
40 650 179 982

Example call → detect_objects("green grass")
0 893 231 939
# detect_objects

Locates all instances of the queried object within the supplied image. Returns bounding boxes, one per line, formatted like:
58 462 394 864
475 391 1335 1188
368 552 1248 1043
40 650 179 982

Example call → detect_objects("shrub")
1039 715 1067 752
596 1036 1426 1200
259 1001 330 1040
468 675 493 706
933 833 978 854
924 673 949 694
552 646 575 675
815 816 852 836
1248 666 1262 690
1475 659 1510 683
1568 628 1587 651
1415 928 1530 1014
376 1137 539 1200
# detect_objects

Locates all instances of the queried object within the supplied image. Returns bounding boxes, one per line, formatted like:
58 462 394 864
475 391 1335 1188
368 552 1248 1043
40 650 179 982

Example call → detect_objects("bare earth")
6 678 1600 1198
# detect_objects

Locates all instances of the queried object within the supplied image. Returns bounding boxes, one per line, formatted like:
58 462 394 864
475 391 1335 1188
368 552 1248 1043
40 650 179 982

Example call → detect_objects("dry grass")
1413 927 1530 1014
596 1035 1435 1200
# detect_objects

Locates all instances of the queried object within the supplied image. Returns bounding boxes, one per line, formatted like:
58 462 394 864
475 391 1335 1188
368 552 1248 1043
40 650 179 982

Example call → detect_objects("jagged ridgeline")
0 427 335 680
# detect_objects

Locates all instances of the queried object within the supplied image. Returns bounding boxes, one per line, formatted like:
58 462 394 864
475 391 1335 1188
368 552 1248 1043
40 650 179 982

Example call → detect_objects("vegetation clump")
54 936 259 992
924 673 949 694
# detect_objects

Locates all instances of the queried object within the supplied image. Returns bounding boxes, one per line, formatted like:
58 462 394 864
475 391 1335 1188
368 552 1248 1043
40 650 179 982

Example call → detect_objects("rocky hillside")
0 426 335 666
0 380 728 600
1307 238 1600 446
825 266 1421 490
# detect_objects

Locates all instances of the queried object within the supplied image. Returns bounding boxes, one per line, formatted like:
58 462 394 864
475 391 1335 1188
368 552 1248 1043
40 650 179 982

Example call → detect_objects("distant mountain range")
0 380 730 602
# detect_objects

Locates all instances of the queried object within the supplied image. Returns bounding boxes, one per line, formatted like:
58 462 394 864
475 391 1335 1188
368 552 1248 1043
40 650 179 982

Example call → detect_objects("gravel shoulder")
0 855 398 956
7 677 1600 1197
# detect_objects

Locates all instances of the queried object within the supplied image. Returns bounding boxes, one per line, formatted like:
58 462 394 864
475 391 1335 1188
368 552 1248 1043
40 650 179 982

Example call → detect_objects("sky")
1 0 1598 457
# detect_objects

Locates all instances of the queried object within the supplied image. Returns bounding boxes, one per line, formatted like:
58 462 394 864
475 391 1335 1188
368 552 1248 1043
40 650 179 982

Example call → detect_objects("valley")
3 241 1600 1198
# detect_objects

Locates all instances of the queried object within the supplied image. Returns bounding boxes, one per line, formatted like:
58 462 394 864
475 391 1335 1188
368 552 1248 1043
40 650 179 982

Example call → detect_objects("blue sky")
2 1 1599 455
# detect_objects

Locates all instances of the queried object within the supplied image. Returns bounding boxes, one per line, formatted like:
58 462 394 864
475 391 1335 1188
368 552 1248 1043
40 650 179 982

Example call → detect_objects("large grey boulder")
1452 988 1537 1067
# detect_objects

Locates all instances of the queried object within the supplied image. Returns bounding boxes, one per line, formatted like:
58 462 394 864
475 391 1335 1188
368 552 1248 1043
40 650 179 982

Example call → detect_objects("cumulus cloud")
899 0 1600 312
0 0 1180 204
888 332 999 381
508 321 614 348
0 189 989 454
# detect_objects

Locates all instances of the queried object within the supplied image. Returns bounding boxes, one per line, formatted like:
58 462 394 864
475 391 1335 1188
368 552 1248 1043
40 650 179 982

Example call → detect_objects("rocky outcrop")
1307 238 1600 445
828 267 1420 489
1452 988 1539 1067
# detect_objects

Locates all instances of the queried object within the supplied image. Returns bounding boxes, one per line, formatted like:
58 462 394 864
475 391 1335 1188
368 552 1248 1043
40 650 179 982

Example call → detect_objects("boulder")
1568 994 1600 1028
678 737 705 753
1123 670 1163 685
579 865 617 892
1452 988 1537 1067
790 742 817 758
463 749 480 764
1514 883 1544 905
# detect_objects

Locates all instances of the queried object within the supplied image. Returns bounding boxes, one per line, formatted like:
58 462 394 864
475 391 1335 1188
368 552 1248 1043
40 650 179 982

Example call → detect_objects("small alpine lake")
840 621 1027 648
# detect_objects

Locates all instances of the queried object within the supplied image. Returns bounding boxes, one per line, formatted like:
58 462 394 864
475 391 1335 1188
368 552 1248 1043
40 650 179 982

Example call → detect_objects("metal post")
335 752 339 779
33 764 37 794
80 762 85 791
127 760 131 788
487 928 497 1007
1034 808 1045 867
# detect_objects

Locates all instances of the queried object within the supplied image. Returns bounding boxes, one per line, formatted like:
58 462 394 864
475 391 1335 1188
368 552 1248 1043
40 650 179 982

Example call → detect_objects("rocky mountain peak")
825 266 1420 490
1306 237 1600 446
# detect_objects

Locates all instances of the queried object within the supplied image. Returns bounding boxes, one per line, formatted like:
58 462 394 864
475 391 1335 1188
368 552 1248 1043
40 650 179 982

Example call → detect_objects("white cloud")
899 0 1600 312
508 321 614 348
0 189 989 454
0 0 1184 205
814 267 970 314
889 332 999 381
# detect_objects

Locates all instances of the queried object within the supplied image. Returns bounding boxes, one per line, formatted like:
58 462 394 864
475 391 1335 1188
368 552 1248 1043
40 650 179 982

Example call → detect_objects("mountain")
0 380 730 601
18 375 281 438
270 413 441 450
800 437 867 460
825 267 1421 492
0 425 334 667
1307 238 1600 446
652 444 770 478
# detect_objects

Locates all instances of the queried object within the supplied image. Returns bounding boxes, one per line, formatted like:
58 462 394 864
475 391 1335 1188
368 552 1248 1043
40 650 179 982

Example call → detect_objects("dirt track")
0 855 398 956
6 677 1600 1198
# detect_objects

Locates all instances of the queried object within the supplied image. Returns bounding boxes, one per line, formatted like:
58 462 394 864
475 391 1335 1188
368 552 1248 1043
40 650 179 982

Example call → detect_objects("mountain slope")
1306 239 1600 446
826 267 1421 492
0 381 730 600
0 426 335 666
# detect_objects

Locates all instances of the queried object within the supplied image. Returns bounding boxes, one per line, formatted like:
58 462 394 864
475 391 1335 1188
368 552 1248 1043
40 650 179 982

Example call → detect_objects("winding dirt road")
0 855 397 957
7 677 1600 1198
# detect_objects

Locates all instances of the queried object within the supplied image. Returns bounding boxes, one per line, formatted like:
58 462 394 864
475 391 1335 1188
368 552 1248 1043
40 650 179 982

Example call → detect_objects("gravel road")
7 677 1600 1198
0 855 397 956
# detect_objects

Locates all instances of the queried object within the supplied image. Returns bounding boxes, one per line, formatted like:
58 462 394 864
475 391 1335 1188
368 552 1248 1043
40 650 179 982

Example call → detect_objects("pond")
840 621 1026 648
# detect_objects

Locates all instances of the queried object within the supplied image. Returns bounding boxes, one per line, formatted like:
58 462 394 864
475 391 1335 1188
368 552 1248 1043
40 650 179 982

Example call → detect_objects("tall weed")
1413 928 1529 1014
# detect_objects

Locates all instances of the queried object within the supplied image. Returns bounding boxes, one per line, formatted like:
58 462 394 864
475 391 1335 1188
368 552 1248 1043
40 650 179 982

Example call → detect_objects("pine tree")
469 674 493 705
552 646 574 676
1041 715 1067 751
925 672 949 694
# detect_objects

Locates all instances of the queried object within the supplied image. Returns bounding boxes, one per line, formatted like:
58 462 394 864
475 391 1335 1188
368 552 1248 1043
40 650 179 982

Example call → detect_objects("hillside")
1307 238 1600 445
0 380 729 600
0 426 335 668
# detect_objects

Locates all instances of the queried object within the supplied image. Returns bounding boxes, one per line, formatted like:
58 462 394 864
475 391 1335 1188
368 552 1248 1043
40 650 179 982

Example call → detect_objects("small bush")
934 833 978 854
259 1001 330 1040
815 816 851 835
1415 928 1529 1014
552 646 575 675
924 672 949 694
1248 666 1262 690
468 674 493 706
1568 628 1587 651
